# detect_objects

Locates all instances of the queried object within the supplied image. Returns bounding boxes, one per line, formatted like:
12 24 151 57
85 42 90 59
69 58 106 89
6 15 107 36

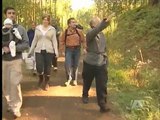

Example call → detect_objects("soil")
2 57 122 120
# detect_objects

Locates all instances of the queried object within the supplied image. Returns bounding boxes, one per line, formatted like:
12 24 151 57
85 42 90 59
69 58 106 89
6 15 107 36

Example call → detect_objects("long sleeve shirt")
84 20 109 66
28 25 59 57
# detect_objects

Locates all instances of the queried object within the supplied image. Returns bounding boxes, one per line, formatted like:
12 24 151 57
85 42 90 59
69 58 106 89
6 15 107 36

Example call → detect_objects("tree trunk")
149 0 159 5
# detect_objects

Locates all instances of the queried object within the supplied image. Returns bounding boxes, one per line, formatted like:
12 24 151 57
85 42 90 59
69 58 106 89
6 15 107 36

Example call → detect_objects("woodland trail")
2 57 122 120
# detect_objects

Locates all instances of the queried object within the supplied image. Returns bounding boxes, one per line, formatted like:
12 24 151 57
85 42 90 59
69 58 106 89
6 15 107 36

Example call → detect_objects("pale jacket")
29 25 58 57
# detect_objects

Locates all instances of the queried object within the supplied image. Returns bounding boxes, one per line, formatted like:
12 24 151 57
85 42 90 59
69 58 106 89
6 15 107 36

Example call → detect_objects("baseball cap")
3 18 13 25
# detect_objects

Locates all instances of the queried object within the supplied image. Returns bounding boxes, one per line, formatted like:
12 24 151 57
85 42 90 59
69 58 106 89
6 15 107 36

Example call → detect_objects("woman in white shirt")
28 14 58 91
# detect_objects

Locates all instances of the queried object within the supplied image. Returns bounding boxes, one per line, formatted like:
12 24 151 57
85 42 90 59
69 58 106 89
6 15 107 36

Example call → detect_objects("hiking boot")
82 97 89 104
72 80 77 86
44 75 50 91
100 106 111 113
44 83 49 91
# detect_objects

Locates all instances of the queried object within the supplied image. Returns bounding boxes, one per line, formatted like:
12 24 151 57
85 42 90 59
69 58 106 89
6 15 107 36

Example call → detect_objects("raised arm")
86 20 109 42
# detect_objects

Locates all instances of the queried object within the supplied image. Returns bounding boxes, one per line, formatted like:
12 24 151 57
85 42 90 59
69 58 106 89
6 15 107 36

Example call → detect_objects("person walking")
51 21 61 71
2 6 29 119
59 17 86 86
27 21 37 75
27 21 36 47
82 14 115 113
28 14 58 91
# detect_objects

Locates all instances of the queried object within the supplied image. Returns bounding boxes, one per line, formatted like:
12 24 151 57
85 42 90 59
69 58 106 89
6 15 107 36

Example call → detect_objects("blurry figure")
27 21 37 75
51 20 61 71
27 21 36 47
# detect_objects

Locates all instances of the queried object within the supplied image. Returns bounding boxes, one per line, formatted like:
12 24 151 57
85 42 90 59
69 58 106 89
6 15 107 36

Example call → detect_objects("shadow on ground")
2 57 122 120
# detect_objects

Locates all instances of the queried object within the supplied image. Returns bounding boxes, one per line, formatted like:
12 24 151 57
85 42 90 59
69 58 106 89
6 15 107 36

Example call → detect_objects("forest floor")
2 57 123 120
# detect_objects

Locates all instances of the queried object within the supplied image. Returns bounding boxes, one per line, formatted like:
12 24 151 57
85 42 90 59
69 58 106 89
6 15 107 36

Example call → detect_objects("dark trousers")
35 50 54 75
52 53 57 67
82 61 108 107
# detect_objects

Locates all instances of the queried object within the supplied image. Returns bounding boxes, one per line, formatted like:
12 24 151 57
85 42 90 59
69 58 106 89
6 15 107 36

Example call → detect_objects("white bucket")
25 58 34 69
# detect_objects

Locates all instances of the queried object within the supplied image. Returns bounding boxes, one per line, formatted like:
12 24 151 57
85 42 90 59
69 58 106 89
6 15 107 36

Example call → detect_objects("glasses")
8 12 15 15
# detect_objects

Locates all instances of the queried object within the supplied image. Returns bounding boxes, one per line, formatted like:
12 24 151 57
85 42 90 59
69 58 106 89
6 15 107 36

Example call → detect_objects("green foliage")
108 5 160 120
2 0 72 29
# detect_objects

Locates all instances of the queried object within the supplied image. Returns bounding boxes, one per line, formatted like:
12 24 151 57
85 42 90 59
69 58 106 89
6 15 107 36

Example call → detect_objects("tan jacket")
59 28 86 51
29 25 58 57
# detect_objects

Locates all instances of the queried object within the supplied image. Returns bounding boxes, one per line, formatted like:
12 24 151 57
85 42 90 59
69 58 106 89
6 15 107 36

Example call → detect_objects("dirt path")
2 57 122 120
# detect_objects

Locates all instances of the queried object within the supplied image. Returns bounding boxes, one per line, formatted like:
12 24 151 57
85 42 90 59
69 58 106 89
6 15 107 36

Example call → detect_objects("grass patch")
107 5 160 120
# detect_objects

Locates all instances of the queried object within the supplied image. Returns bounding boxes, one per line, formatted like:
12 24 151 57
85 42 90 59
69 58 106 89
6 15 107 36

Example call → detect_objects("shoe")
82 97 89 104
100 106 110 113
65 80 71 86
54 67 58 71
72 80 77 86
43 75 50 91
13 111 21 119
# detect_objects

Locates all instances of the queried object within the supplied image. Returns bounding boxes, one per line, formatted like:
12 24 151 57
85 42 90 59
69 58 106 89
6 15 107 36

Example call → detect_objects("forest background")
2 0 160 120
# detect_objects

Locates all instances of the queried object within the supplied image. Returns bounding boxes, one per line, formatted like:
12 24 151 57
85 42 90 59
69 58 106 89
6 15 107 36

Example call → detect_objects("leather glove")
13 28 22 40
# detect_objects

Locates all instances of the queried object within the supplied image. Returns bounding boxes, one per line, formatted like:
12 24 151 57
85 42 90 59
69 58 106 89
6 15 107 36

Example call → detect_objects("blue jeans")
65 47 80 81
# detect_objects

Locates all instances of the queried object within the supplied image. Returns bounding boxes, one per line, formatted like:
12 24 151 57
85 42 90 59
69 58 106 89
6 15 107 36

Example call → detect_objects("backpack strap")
64 29 68 45
64 28 81 46
75 29 81 45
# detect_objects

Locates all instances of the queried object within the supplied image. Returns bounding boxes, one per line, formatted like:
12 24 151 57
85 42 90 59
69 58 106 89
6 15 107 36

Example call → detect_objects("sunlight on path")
23 85 96 97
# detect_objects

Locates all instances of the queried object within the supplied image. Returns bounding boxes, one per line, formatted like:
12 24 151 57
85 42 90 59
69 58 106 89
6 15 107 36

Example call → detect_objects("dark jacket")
84 20 109 66
27 28 35 47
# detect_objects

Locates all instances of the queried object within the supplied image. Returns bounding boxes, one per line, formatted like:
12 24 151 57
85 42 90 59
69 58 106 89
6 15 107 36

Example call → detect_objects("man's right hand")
104 12 115 22
3 46 10 53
